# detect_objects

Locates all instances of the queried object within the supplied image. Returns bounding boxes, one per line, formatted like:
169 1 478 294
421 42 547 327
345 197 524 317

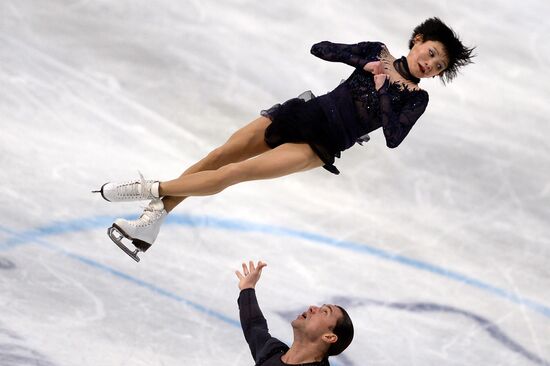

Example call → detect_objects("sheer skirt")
261 91 341 175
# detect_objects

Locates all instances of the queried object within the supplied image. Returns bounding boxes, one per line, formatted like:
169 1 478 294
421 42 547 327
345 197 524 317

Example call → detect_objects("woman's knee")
207 144 249 167
205 147 226 165
218 162 247 185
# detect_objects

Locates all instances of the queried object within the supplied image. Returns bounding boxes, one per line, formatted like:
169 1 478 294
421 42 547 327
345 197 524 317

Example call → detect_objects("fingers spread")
239 260 267 277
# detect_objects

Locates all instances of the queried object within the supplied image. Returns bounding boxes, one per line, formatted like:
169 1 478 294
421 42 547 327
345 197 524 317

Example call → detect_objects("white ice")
1 1 549 365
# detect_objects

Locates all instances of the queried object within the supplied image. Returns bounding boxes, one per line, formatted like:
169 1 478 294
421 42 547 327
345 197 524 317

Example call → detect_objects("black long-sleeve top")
238 289 329 366
310 41 429 150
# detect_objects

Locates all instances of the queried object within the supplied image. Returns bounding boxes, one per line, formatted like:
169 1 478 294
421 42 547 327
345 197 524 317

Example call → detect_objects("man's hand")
235 260 267 290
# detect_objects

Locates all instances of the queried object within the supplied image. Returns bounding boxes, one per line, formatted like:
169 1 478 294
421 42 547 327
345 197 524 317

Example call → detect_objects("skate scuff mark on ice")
0 257 15 270
0 323 57 366
0 35 208 152
37 255 106 324
1 213 550 320
1 229 241 328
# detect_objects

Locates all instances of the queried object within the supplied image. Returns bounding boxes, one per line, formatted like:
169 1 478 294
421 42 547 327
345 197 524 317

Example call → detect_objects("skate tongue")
138 171 147 195
138 171 160 198
147 199 164 211
138 199 167 224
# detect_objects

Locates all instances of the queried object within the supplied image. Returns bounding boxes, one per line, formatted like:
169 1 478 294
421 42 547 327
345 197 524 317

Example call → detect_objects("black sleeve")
377 81 429 148
238 288 273 362
310 41 380 69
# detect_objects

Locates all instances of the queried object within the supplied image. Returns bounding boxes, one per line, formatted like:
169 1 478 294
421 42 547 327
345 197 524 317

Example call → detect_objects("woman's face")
407 37 449 79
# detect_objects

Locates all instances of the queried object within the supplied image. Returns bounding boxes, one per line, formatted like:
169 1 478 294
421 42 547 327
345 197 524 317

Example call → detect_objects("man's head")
407 17 475 83
291 304 354 357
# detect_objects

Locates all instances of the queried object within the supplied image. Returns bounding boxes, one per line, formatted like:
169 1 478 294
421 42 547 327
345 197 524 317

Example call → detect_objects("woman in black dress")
96 17 475 261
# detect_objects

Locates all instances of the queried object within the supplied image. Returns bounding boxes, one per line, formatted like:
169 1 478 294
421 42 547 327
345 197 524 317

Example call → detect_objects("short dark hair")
327 306 354 356
409 17 476 84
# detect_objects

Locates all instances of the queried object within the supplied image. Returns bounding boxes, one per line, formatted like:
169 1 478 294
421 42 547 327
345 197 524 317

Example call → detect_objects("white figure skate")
94 172 160 202
107 199 167 262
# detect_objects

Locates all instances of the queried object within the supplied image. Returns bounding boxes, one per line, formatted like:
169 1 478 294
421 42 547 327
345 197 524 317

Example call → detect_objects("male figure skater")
236 261 354 365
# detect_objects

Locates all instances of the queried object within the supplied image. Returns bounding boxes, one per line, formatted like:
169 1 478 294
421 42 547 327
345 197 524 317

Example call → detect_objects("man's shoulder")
256 337 288 365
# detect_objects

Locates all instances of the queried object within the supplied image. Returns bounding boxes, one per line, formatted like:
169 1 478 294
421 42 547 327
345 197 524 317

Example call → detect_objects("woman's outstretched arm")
310 41 382 69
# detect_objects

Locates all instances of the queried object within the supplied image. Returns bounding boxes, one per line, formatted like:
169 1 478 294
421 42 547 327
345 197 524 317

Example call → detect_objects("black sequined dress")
262 41 429 174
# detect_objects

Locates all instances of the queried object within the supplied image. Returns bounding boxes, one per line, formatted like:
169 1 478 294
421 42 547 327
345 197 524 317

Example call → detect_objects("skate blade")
107 226 141 262
92 183 111 202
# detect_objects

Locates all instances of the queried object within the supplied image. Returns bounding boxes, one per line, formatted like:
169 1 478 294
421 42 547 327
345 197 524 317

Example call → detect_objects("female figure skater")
96 17 475 261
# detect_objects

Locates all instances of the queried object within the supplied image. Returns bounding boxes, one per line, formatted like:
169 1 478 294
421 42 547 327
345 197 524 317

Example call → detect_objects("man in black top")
236 261 354 365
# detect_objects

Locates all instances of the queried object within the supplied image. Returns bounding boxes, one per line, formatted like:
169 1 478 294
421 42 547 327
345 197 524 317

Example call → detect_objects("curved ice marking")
0 216 115 250
4 232 240 328
62 250 240 328
331 296 550 366
37 253 106 323
2 213 550 320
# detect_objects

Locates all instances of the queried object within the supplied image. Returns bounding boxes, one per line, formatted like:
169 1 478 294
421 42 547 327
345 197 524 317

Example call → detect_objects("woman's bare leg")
162 116 272 212
159 143 323 197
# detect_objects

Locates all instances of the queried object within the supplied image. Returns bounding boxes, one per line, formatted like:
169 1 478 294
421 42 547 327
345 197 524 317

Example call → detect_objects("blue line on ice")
1 213 550 320
65 251 242 327
0 222 240 328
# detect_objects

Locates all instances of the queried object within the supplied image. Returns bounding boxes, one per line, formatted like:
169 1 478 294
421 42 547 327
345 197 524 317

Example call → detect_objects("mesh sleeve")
310 41 381 68
378 83 429 148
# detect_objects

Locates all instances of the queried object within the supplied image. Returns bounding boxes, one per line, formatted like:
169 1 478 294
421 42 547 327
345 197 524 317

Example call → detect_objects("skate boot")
107 199 167 262
94 172 160 202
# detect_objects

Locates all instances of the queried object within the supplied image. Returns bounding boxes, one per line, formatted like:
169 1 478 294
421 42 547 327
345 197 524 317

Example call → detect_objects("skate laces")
136 200 165 226
118 172 150 198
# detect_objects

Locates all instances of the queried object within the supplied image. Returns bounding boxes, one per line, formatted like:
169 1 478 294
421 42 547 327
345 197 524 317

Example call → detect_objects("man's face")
292 304 342 342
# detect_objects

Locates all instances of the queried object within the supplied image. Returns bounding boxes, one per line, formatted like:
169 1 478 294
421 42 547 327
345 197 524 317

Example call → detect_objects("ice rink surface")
1 1 549 365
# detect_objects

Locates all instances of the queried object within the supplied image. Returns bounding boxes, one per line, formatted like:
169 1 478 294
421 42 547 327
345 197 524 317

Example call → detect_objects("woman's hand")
374 74 389 91
364 61 384 75
365 61 389 90
235 260 267 290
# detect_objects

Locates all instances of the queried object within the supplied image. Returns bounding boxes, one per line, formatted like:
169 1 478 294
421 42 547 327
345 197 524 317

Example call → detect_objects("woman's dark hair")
327 306 354 356
409 17 476 83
